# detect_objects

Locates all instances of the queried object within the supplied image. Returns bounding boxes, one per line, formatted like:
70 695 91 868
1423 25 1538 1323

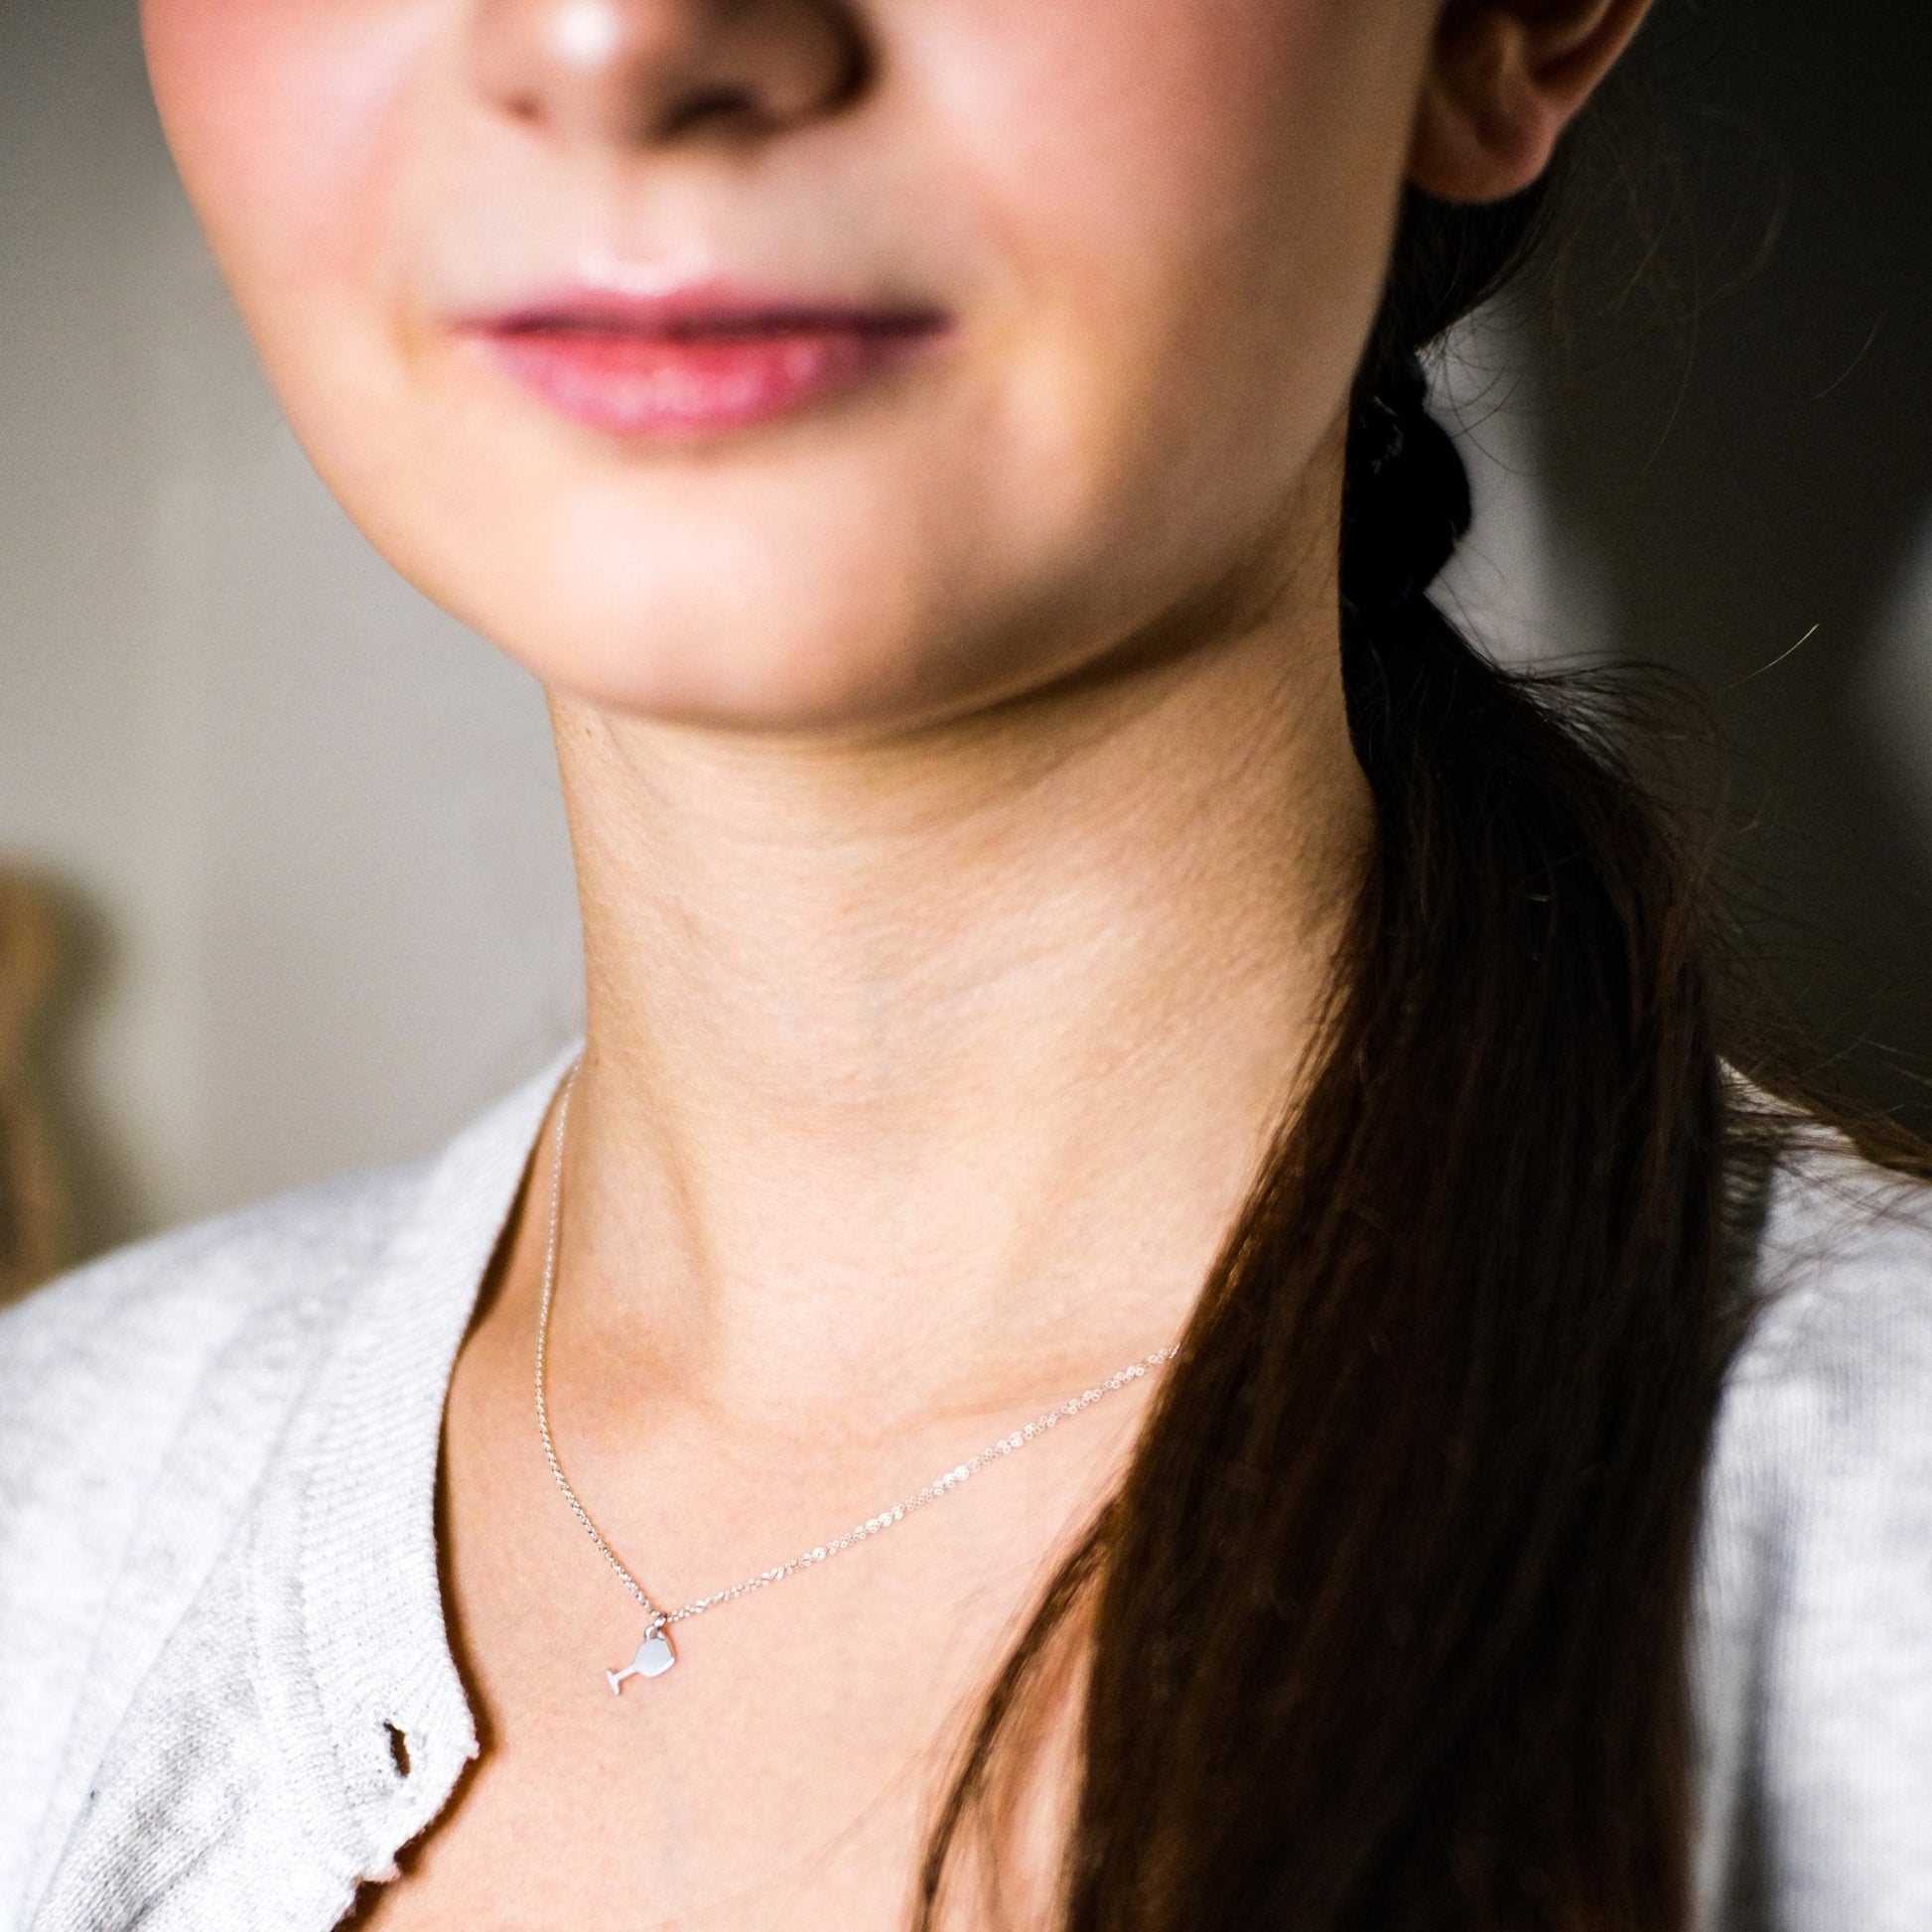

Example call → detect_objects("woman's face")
141 0 1437 732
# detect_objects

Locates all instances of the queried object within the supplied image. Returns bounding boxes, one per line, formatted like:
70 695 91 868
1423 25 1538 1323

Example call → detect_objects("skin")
140 0 1647 1924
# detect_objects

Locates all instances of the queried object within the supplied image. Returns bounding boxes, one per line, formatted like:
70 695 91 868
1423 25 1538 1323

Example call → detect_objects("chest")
347 1350 1108 1930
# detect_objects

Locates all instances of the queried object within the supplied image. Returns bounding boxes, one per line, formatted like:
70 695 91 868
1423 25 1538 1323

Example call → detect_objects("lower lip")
469 320 943 439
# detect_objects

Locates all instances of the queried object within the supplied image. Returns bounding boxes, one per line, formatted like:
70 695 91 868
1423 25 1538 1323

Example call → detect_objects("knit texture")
2 1059 1929 1931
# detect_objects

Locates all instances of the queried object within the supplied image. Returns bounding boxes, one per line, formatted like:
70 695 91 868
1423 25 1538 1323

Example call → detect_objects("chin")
433 556 970 735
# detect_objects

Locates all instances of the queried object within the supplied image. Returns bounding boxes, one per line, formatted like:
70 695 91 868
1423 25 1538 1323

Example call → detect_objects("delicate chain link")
533 1071 656 1613
534 1068 1178 1633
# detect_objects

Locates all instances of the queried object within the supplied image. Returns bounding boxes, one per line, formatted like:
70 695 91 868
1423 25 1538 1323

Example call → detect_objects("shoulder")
0 1160 431 1908
0 1156 430 1505
1715 1131 1932 1542
1707 1124 1932 1621
0 1040 567 1495
0 1153 434 1525
1696 1131 1932 1931
1736 1130 1932 1393
0 1058 561 1922
0 1153 431 1657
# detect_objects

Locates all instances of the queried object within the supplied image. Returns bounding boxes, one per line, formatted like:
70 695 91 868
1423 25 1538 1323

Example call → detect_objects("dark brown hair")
917 165 1763 1930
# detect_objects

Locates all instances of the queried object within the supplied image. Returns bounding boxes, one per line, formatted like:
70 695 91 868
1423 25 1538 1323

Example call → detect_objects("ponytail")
921 182 1749 1931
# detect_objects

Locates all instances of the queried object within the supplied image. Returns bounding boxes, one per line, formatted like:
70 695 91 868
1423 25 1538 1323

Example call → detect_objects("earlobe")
1408 0 1650 206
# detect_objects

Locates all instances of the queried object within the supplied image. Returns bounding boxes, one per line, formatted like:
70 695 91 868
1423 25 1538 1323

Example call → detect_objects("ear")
1409 0 1650 205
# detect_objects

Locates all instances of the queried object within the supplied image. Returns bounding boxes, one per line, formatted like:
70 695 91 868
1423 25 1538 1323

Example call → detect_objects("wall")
0 0 582 1255
1541 1 1932 1118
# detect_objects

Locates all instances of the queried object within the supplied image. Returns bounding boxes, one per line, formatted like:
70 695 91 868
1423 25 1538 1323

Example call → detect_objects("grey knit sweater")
2 1060 1930 1930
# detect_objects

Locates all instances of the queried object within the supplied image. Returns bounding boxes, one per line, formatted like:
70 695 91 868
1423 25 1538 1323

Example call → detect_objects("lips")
460 286 950 438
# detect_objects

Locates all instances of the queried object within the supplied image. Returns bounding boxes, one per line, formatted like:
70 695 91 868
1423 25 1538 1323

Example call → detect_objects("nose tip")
472 0 868 147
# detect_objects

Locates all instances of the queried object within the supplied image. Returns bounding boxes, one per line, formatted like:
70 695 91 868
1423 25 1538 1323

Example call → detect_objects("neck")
547 581 1371 1431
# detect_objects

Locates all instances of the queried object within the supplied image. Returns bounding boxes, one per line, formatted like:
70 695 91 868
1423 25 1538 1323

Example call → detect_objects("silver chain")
534 1069 1178 1638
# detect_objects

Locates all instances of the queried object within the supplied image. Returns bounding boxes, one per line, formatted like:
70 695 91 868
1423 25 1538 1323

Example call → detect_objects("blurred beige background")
1 0 583 1258
3 0 1929 1274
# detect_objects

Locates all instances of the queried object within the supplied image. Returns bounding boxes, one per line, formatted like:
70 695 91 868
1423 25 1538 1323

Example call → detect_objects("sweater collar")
289 1051 574 1878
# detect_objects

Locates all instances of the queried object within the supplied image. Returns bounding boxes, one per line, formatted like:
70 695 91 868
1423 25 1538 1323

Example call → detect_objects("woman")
2 0 1928 1927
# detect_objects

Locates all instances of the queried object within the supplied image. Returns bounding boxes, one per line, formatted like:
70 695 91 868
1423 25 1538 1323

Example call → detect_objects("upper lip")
458 279 952 340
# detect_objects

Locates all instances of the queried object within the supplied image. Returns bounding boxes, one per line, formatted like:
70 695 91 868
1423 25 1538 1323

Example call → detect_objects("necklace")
534 1071 1179 1694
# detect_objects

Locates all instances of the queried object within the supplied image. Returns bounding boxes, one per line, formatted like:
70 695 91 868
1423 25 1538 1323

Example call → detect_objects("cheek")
922 0 1411 317
918 0 1418 480
140 0 438 312
903 0 1418 609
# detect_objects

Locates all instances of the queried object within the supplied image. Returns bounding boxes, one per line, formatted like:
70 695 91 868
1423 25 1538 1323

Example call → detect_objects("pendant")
607 1619 677 1694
